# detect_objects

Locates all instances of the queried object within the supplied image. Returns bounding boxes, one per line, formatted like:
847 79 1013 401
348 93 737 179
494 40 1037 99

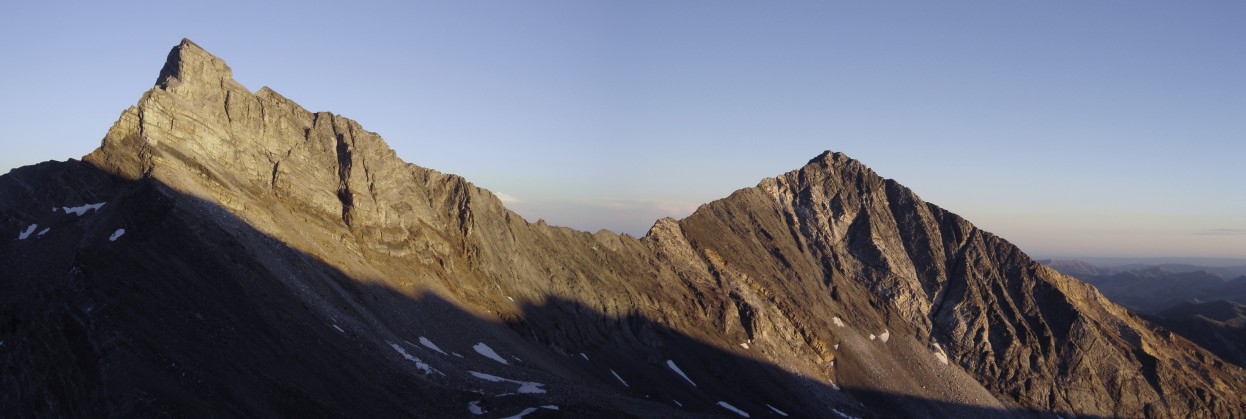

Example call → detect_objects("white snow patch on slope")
869 334 876 340
389 342 438 374
673 400 683 407
18 224 37 240
833 408 861 419
109 229 126 241
933 343 949 365
331 324 344 333
717 401 750 417
419 337 447 355
610 369 630 387
541 405 559 410
37 227 50 237
501 407 537 419
666 360 697 387
469 371 546 394
767 404 789 416
468 400 485 415
833 316 846 327
63 202 106 216
879 329 890 343
474 342 510 365
579 352 590 361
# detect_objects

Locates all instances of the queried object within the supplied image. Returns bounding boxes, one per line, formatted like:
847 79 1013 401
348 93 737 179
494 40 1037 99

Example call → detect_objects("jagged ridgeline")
2 39 1244 418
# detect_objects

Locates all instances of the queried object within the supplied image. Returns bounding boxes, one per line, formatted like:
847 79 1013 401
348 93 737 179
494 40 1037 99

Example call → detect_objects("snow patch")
473 342 510 365
63 202 106 216
469 371 546 394
673 400 683 407
832 316 846 327
933 343 949 365
666 360 697 387
579 352 590 361
109 229 126 241
869 334 876 341
468 400 485 415
717 401 750 417
37 227 50 237
767 404 789 416
18 224 37 240
453 352 464 358
740 343 749 349
500 407 537 419
331 324 344 333
879 329 890 343
389 342 438 374
610 369 630 387
419 336 447 355
832 408 860 419
499 406 557 419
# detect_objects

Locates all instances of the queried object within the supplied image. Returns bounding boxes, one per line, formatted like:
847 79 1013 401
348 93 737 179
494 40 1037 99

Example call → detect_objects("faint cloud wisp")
494 192 521 204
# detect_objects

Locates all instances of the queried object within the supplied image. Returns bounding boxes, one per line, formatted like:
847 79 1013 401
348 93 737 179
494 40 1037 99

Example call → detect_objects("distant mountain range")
1041 259 1246 369
1041 258 1246 281
1148 300 1246 369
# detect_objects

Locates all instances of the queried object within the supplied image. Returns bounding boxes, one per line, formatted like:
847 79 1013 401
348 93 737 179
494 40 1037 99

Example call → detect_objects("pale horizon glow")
1 2 1242 259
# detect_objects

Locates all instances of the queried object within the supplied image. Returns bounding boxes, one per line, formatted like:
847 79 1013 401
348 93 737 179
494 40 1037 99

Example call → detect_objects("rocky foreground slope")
3 39 1245 418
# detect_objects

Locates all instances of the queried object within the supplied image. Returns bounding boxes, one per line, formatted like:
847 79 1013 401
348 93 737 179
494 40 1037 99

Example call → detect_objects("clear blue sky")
2 1 1243 258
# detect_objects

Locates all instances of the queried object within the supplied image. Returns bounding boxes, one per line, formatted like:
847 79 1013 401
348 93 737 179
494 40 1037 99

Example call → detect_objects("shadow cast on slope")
0 161 1102 418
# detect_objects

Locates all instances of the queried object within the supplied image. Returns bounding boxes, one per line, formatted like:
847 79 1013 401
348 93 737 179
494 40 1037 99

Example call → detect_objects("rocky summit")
3 39 1245 418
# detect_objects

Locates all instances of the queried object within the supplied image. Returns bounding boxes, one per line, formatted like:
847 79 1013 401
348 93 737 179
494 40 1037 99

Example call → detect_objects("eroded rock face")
3 39 1245 418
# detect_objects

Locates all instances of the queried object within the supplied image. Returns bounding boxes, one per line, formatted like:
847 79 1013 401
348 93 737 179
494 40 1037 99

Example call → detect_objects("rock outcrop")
3 39 1245 418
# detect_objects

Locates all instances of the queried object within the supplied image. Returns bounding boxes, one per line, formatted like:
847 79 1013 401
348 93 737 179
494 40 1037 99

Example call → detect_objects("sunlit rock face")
2 39 1244 418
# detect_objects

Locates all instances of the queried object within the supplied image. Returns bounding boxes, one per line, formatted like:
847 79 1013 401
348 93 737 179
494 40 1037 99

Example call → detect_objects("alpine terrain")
3 39 1245 418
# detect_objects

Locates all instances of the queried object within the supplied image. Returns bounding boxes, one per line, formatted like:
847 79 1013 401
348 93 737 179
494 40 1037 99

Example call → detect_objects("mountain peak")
808 150 846 165
155 38 233 88
805 150 868 171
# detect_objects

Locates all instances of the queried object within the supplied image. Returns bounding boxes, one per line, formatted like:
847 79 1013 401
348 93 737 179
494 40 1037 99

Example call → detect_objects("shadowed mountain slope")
3 39 1245 418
